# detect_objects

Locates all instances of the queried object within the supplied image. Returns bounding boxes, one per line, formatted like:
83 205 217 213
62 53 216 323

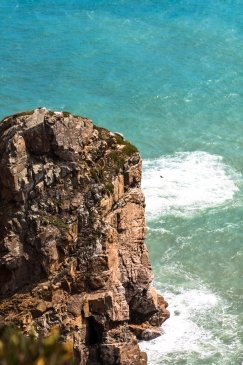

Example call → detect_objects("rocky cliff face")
0 109 169 364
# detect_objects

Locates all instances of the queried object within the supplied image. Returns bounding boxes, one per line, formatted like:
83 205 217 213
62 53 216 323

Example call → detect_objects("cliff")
0 108 169 364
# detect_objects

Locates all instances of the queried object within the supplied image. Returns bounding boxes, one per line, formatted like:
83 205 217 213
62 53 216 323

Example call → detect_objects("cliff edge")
0 109 169 364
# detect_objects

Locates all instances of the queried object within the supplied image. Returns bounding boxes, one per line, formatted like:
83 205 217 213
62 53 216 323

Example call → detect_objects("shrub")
0 326 74 365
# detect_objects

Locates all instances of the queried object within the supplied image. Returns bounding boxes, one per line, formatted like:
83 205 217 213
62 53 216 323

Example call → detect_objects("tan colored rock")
0 109 169 364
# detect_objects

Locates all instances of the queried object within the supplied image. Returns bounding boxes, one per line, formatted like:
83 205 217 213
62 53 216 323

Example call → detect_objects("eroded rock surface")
0 108 169 364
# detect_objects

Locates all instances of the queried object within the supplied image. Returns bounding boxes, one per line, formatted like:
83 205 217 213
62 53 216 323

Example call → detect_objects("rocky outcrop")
0 109 169 364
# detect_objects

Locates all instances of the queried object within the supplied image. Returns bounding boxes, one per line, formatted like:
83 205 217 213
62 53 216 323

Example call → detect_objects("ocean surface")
1 1 243 363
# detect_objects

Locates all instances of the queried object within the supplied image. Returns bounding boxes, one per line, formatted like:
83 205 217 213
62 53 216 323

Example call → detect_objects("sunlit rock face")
0 108 169 365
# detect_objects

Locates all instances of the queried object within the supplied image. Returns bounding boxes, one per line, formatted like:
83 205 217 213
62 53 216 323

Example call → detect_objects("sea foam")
142 151 239 218
139 287 240 365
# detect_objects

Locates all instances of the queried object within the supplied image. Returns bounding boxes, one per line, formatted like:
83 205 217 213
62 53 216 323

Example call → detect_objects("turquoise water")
1 1 243 363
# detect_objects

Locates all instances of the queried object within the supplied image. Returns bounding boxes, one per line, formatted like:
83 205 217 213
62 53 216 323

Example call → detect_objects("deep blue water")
1 1 243 364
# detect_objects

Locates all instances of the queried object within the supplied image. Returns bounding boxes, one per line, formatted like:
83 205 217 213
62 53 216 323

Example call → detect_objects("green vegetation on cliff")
0 326 74 365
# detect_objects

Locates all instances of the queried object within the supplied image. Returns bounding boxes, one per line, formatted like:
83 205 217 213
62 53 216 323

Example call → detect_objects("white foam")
147 227 171 234
140 289 218 355
142 151 240 218
139 288 240 364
